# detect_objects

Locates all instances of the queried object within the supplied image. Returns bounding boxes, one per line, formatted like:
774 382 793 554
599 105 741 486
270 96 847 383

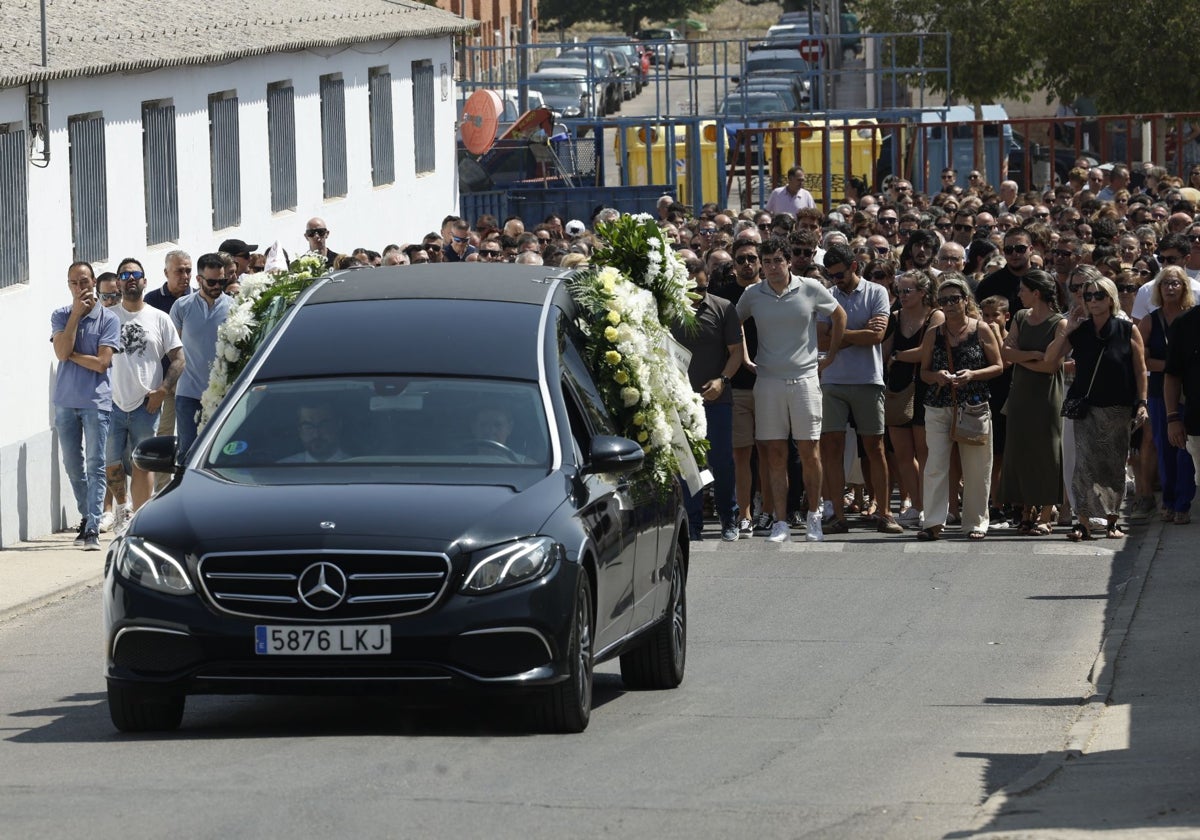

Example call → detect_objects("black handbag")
1061 344 1105 420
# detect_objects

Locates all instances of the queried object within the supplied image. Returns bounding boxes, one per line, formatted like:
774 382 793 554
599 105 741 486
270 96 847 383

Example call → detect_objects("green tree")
856 0 1041 109
538 0 718 37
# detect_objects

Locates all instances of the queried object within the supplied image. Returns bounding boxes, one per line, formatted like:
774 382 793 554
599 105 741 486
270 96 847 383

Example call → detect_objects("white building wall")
0 37 461 545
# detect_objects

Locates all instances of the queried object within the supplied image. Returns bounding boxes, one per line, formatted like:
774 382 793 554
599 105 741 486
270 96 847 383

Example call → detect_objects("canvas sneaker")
754 512 774 531
767 521 791 543
897 507 921 526
806 512 824 542
721 524 740 542
738 518 754 538
73 518 88 546
112 504 133 538
82 530 102 551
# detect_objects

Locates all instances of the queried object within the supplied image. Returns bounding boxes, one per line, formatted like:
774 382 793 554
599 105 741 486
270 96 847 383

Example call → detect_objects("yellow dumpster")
619 123 721 206
763 118 880 206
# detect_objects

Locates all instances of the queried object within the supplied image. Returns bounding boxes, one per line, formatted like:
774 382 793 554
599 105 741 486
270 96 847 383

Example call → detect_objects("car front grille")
197 550 452 620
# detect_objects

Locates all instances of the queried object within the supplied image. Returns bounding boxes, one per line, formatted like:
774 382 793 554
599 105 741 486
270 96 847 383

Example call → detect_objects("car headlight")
563 105 582 117
461 537 561 594
112 537 195 595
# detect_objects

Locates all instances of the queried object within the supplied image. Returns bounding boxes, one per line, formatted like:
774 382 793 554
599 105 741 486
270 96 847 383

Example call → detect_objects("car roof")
304 264 572 307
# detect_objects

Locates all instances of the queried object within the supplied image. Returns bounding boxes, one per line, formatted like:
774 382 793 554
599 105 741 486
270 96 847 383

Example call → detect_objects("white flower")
621 387 640 407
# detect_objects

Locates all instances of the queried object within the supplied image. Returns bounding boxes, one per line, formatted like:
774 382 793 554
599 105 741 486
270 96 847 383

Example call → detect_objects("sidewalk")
970 513 1200 837
0 529 109 621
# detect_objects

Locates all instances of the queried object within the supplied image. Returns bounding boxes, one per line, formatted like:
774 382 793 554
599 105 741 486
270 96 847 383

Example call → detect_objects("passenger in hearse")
282 403 350 463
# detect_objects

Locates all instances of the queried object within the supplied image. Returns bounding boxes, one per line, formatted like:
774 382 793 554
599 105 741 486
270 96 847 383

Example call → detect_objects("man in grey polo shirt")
170 253 232 461
817 243 904 534
736 237 846 542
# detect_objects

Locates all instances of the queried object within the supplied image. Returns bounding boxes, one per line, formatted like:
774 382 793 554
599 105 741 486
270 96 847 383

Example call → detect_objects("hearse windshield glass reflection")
204 376 551 479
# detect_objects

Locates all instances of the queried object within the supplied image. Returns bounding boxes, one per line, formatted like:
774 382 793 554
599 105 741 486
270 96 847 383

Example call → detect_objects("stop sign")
798 39 825 62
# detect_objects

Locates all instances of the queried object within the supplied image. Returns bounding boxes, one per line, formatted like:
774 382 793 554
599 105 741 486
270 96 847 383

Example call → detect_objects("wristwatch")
720 375 731 386
1135 399 1148 409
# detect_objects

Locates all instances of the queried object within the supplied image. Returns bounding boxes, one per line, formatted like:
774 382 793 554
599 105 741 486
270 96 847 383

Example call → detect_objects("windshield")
529 79 587 98
205 376 551 475
722 92 789 117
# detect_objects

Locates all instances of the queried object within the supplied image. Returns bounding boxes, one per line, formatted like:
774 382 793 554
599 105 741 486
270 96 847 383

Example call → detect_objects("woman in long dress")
999 270 1066 535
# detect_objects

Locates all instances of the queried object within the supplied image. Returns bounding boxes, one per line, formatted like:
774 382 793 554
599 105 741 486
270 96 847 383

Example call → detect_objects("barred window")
368 66 395 187
0 124 29 287
142 100 179 245
267 81 297 213
320 74 347 198
68 114 108 263
412 60 435 174
209 91 241 230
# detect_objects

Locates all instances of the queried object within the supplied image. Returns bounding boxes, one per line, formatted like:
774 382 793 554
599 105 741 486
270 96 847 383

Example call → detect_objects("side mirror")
583 435 645 475
133 436 182 474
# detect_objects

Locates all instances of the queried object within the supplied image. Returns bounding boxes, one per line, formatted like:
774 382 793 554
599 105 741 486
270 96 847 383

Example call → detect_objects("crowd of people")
49 158 1200 548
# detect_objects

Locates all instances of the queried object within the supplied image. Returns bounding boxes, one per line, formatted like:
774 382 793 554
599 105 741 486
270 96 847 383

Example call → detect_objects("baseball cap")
565 220 586 237
219 238 258 256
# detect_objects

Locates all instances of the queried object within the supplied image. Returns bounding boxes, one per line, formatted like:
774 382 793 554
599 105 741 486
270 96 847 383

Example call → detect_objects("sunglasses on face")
1082 291 1108 302
977 225 994 234
894 285 916 294
937 295 964 305
1003 244 1029 255
735 254 758 264
118 271 144 281
825 269 849 281
479 250 502 258
793 248 815 257
1116 284 1139 293
698 228 717 235
1052 249 1073 258
200 275 229 286
953 224 973 232
305 229 328 237
99 291 122 302
879 217 897 225
1160 254 1183 264
935 222 952 231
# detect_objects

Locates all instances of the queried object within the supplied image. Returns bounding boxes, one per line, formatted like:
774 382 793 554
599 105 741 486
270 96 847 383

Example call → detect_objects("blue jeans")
175 395 203 464
686 401 735 533
1149 396 1196 512
107 401 159 473
55 406 110 532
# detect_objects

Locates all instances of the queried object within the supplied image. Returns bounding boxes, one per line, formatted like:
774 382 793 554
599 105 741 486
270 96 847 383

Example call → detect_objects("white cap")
565 219 586 236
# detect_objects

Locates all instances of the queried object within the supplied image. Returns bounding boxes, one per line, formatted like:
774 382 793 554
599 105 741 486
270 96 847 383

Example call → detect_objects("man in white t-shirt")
108 257 184 531
1131 233 1200 320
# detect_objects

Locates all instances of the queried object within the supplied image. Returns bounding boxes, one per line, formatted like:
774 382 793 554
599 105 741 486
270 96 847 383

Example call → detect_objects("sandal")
917 526 941 541
1030 523 1052 536
1067 524 1093 542
968 530 986 540
824 518 850 535
1106 524 1127 539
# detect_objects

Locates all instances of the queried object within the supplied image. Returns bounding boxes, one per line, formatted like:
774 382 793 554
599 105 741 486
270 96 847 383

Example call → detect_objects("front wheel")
620 542 686 689
533 571 593 733
108 682 185 732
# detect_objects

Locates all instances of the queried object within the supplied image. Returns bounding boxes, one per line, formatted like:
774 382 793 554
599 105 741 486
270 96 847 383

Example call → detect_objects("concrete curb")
968 514 1162 830
0 574 104 624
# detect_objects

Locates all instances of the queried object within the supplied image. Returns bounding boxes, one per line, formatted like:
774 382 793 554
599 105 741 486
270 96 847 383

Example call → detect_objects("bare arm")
820 305 848 372
67 345 115 373
839 314 889 347
1018 319 1068 374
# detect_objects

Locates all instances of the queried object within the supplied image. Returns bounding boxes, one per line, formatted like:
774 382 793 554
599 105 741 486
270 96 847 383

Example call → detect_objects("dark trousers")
686 401 735 533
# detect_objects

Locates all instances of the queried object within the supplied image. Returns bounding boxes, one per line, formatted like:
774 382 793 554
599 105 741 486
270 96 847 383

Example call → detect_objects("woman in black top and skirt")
1046 266 1149 540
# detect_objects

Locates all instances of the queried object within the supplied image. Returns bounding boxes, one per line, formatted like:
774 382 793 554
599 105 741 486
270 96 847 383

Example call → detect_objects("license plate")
254 625 391 655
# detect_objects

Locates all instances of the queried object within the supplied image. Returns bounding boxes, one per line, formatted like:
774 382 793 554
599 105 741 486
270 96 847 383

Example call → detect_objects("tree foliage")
538 0 718 37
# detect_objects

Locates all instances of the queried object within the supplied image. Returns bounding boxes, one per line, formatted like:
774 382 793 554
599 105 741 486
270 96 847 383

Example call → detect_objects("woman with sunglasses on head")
915 274 1004 540
884 270 943 527
1045 266 1149 540
998 270 1067 535
1138 266 1196 525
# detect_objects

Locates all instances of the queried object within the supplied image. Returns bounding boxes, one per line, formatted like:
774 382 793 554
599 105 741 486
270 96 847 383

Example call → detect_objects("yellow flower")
614 370 629 385
605 350 622 365
604 326 619 342
633 412 645 426
607 310 621 326
638 431 649 443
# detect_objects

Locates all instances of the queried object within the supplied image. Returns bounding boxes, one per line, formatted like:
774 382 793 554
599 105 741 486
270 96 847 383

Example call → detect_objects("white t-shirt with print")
111 304 182 412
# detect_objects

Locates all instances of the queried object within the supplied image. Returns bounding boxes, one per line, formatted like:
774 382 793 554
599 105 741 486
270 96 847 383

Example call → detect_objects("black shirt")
671 293 742 405
1067 316 1136 407
712 279 758 390
1165 306 1200 434
975 266 1025 316
144 282 190 315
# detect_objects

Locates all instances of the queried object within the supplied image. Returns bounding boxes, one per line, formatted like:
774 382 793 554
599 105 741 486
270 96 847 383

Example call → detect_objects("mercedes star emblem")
320 521 336 530
297 561 347 611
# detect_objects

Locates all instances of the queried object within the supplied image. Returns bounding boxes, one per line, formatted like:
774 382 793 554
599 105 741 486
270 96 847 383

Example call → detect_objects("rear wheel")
620 543 686 689
108 682 185 732
533 571 593 733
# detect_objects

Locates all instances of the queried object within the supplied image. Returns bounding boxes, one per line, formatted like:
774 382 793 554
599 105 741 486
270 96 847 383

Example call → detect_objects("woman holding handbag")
998 270 1067 535
1045 266 1150 541
883 270 943 527
915 274 1005 540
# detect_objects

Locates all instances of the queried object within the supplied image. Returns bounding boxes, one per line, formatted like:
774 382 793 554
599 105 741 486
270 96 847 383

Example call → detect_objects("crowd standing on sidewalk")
49 159 1200 548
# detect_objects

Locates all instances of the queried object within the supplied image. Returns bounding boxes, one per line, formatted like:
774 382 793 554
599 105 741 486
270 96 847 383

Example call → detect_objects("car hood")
131 469 573 554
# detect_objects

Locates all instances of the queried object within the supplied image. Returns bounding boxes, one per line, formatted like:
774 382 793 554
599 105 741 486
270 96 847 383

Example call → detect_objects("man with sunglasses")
442 217 478 263
107 258 183 534
950 210 976 248
52 261 121 550
1130 233 1200 320
170 253 232 461
302 217 341 268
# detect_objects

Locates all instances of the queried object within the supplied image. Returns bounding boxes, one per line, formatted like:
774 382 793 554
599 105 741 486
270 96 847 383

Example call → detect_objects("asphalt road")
0 528 1136 839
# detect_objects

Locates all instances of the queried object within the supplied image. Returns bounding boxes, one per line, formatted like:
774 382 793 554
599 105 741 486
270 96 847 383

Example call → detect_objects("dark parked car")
104 265 689 734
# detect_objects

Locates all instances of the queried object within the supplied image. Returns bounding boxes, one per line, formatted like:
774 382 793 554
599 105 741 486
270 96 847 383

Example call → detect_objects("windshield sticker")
222 440 249 456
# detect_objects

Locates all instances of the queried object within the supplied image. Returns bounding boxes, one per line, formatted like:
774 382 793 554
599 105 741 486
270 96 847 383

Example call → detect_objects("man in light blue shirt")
51 261 121 550
817 243 904 535
171 253 232 461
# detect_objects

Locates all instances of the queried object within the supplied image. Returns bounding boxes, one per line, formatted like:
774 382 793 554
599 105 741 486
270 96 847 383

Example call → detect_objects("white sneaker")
738 518 753 538
806 512 824 541
767 521 791 543
98 510 115 533
112 504 132 537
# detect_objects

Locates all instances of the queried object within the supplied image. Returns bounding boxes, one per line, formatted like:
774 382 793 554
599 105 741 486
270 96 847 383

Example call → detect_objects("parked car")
638 27 685 67
720 90 794 164
740 47 820 109
104 264 689 734
739 72 811 108
587 36 647 91
539 51 620 115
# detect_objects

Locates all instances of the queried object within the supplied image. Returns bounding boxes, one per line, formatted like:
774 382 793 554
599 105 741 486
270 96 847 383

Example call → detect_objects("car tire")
619 542 686 690
108 681 185 732
534 571 593 733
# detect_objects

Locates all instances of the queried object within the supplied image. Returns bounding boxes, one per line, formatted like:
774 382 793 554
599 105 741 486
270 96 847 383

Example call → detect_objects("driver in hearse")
282 403 349 463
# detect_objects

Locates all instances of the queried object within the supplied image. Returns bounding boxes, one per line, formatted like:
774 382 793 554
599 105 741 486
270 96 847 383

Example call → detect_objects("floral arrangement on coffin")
199 252 327 425
569 213 709 490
